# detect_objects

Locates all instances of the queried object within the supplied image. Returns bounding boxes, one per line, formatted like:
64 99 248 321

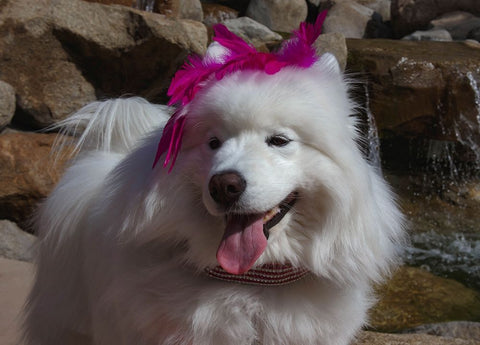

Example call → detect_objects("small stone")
323 2 374 38
430 11 480 40
0 81 15 130
402 29 452 41
314 32 347 72
0 220 35 262
154 0 204 22
246 0 308 32
222 17 282 51
202 3 238 27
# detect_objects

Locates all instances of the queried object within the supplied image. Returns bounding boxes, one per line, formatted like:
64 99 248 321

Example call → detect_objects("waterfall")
363 85 383 173
135 0 155 12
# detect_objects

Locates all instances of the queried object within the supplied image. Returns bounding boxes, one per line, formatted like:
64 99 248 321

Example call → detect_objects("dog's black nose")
209 172 246 207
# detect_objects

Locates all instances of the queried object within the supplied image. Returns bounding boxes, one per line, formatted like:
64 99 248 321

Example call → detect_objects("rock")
0 0 207 128
468 26 480 41
402 29 452 41
369 266 480 332
246 0 308 33
0 258 33 345
223 17 283 51
353 330 480 345
365 11 394 39
0 0 96 128
323 2 374 38
0 81 15 130
356 0 391 21
154 0 204 22
402 321 480 341
314 32 348 72
202 3 239 27
391 0 480 38
0 132 69 227
430 11 480 40
82 0 135 6
346 39 480 173
0 220 35 262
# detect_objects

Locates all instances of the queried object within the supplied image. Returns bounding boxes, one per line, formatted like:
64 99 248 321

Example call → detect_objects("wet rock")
357 0 391 22
82 0 135 6
0 220 35 262
468 27 480 41
223 17 282 51
323 2 374 38
314 32 347 72
0 81 15 130
402 29 452 41
430 11 480 40
391 0 480 38
202 3 238 27
154 0 204 22
346 39 480 172
353 330 480 345
0 0 207 128
402 321 480 342
246 0 308 33
369 266 480 332
0 132 69 227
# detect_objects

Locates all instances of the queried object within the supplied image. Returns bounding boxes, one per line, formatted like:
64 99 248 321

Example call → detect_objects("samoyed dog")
23 16 404 345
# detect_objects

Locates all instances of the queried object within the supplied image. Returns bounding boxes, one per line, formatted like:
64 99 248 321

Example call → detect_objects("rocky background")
1 0 480 344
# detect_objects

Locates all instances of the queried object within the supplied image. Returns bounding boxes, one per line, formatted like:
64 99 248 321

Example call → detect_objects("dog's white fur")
23 52 404 345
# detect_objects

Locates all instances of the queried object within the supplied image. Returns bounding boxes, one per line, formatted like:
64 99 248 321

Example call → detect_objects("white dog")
23 17 404 345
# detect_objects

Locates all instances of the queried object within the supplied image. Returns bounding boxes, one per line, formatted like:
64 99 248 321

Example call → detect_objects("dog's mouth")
216 192 298 275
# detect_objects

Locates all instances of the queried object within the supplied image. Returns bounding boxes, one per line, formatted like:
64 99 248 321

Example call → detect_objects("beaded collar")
205 263 310 286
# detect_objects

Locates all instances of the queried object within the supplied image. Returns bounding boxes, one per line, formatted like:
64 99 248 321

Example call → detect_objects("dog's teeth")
263 206 280 223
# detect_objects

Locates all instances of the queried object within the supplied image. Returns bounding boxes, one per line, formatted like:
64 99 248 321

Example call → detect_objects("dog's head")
148 21 404 283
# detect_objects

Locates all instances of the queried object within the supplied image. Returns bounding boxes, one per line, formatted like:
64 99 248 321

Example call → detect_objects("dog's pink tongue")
216 214 267 275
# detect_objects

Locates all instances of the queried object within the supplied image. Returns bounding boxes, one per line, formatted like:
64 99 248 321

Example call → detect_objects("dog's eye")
266 135 291 147
208 137 221 150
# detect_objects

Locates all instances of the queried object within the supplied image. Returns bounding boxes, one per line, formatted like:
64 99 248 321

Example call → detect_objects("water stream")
135 0 155 12
365 71 480 290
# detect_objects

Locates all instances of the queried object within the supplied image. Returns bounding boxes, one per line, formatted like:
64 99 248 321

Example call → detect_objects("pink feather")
154 11 328 171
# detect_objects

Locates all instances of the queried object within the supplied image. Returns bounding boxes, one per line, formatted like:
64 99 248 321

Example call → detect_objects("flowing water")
365 71 480 290
135 0 155 12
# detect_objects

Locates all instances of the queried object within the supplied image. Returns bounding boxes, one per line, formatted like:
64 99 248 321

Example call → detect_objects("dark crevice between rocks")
51 28 188 103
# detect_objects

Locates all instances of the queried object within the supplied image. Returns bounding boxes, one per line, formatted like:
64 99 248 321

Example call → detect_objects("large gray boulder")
0 0 207 128
246 0 308 32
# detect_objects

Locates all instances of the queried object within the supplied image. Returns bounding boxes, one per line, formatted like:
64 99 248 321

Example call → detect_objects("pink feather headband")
153 11 328 171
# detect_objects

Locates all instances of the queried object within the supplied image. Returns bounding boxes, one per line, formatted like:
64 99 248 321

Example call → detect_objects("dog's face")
171 53 368 275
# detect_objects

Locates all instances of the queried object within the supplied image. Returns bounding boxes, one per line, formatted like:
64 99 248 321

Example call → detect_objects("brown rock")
369 266 480 332
0 220 35 262
202 3 238 27
0 0 96 128
154 0 204 22
346 39 480 171
391 0 480 38
314 32 348 72
353 330 480 345
0 132 69 227
246 0 308 32
323 2 374 38
0 81 15 130
403 321 480 342
0 0 207 128
82 0 135 6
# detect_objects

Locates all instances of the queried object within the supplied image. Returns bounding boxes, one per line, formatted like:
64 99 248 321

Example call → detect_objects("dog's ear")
313 53 341 76
204 41 230 64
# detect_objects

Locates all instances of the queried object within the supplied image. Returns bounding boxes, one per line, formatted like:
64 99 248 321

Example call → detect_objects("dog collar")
205 264 310 286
